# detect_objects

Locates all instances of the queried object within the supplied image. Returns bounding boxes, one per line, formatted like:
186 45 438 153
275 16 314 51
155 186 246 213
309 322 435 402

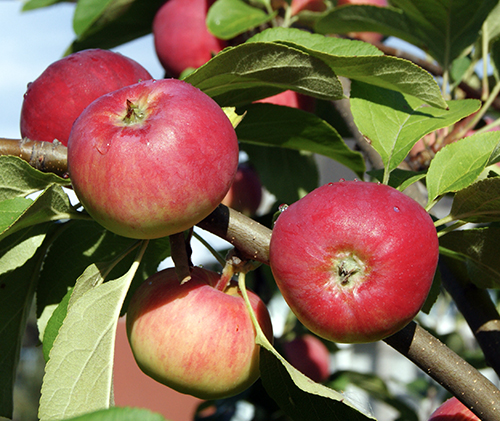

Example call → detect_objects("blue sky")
1 2 164 140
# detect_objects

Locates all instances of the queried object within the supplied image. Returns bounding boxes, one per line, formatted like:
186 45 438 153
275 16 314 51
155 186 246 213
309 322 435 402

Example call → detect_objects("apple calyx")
123 99 146 125
332 252 366 288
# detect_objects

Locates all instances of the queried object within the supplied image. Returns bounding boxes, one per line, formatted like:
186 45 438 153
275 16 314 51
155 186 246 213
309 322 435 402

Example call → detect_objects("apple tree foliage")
2 0 500 420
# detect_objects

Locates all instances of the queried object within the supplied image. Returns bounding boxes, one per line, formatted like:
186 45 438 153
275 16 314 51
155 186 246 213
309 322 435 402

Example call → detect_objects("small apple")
290 0 327 14
67 78 239 239
428 397 480 421
336 0 388 43
282 334 330 382
126 266 274 400
256 90 316 113
269 180 439 344
20 49 152 146
153 0 227 78
222 163 263 216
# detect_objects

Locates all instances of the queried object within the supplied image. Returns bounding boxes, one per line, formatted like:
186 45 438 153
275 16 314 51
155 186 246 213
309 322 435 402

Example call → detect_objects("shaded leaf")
315 0 498 68
426 132 500 206
184 41 343 106
207 0 275 40
0 225 49 418
241 144 319 205
0 155 70 202
248 27 447 109
448 177 500 223
329 371 419 421
0 185 81 241
66 0 164 54
439 227 500 289
236 103 365 177
367 168 427 191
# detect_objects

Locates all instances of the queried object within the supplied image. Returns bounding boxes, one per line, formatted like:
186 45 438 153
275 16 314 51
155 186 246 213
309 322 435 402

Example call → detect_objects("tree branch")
0 138 68 177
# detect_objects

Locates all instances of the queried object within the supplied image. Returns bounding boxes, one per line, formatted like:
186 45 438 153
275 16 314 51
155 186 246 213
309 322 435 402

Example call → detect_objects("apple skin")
282 334 330 383
222 163 263 216
269 181 439 344
428 397 480 421
67 78 239 239
256 90 316 113
126 266 274 400
336 0 387 43
153 0 227 78
20 49 152 146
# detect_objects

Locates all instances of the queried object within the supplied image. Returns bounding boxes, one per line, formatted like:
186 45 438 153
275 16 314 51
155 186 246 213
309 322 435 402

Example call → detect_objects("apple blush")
152 0 227 78
20 48 152 146
67 78 239 239
126 267 274 400
269 180 439 344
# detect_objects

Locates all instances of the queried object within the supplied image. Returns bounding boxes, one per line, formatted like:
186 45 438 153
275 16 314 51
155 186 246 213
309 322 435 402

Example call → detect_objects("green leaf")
247 27 447 109
66 0 164 53
236 103 365 177
259 349 375 420
42 288 72 362
58 406 168 421
439 227 500 289
73 0 132 36
426 132 500 206
207 0 276 40
184 41 344 106
0 155 70 202
21 0 70 11
242 144 319 205
315 5 419 47
448 177 500 223
484 1 500 45
36 220 136 320
367 168 427 191
0 184 82 241
350 81 480 182
316 0 499 68
0 225 48 418
38 242 148 421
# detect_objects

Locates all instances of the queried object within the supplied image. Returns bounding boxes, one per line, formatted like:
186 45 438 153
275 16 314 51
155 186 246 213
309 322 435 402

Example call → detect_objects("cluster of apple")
18 0 441 408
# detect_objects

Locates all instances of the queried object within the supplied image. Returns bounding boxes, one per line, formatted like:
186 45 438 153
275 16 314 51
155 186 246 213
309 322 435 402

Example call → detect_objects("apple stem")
123 99 145 125
169 231 193 284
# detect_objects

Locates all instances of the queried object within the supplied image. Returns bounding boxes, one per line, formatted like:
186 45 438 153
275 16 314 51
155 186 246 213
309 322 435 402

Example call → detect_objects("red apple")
282 334 330 382
336 0 387 43
290 0 327 14
428 397 480 421
222 163 263 216
67 78 239 239
256 90 316 113
269 180 439 344
153 0 227 78
20 49 152 146
126 266 274 400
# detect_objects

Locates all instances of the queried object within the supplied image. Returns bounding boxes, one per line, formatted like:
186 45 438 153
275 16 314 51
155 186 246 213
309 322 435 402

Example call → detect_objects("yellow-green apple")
20 49 152 146
269 181 439 343
126 266 274 400
67 78 239 239
153 0 227 78
222 163 263 216
428 397 480 421
282 334 330 382
336 0 387 43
